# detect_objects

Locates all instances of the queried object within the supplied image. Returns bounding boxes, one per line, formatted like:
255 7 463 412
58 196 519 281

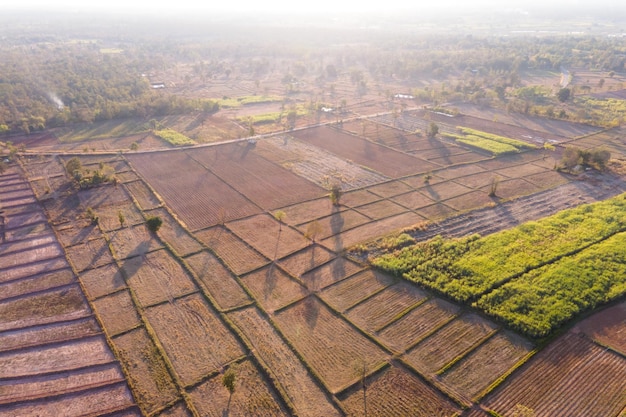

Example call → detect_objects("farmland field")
5 17 626 416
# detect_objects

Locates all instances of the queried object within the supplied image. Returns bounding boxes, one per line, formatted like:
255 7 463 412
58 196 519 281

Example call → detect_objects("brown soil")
484 332 626 417
143 293 245 387
240 265 308 312
184 250 252 311
227 306 342 417
441 331 534 400
345 282 429 334
404 313 499 375
338 364 462 417
274 296 389 393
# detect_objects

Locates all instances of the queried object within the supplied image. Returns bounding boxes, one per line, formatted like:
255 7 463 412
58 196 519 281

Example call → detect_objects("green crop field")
371 193 626 338
444 128 537 156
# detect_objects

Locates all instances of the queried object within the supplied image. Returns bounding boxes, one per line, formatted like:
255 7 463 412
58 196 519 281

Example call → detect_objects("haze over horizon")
1 0 624 15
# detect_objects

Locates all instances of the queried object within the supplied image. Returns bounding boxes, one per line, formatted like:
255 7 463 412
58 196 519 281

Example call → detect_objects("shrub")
146 216 163 232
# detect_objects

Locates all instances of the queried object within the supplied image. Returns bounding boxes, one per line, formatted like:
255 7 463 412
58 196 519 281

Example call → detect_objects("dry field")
0 166 138 416
5 88 626 417
483 332 626 416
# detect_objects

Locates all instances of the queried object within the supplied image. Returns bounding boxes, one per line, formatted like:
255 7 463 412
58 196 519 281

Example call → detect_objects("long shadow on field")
329 206 345 253
304 295 319 329
265 263 278 301
118 242 151 282
429 135 451 166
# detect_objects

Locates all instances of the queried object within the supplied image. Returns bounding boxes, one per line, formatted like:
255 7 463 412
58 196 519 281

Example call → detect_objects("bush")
146 216 163 232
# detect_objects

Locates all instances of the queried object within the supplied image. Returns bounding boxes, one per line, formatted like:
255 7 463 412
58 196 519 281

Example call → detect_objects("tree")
557 88 571 102
65 157 82 178
427 122 439 138
543 141 555 159
146 216 163 233
222 366 236 408
329 183 342 206
304 220 323 244
118 210 126 228
273 210 286 231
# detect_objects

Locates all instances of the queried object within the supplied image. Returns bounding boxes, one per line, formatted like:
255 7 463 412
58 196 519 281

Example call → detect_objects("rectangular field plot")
54 219 102 248
92 290 141 336
355 199 409 220
228 214 309 260
404 313 499 375
346 282 429 334
390 190 435 211
97 202 144 232
189 143 325 210
144 293 244 386
338 365 461 417
0 285 90 332
121 250 197 308
77 185 130 210
300 257 363 291
277 198 338 226
0 381 136 417
0 362 125 406
340 189 382 208
452 172 508 190
108 224 164 260
366 180 414 198
65 238 115 272
484 332 626 417
185 251 251 310
0 241 64 270
194 227 269 275
1 209 47 232
0 318 101 353
240 265 308 312
441 331 534 400
144 207 203 256
292 126 438 178
321 212 424 251
189 360 288 417
255 136 389 191
298 209 371 241
124 180 162 210
128 152 262 230
575 301 626 355
0 268 75 301
444 190 494 212
227 307 342 417
524 170 571 189
277 245 335 278
377 298 461 353
274 297 389 393
0 257 69 284
480 178 542 200
113 327 179 414
0 335 116 379
79 263 126 300
320 269 396 312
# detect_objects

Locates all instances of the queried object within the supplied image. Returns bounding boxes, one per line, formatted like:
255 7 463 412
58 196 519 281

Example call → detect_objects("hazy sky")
0 0 572 14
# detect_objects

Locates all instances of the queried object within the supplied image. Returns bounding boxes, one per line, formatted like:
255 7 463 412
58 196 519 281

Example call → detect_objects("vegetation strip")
371 193 626 338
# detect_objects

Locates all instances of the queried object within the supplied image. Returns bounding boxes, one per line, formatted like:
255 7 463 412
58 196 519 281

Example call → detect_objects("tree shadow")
264 264 278 301
118 241 151 281
329 206 345 252
304 296 319 329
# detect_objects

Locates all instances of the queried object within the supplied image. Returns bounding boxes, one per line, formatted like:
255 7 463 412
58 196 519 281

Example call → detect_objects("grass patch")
153 129 196 146
215 95 283 108
444 128 536 156
57 118 148 142
370 193 626 338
